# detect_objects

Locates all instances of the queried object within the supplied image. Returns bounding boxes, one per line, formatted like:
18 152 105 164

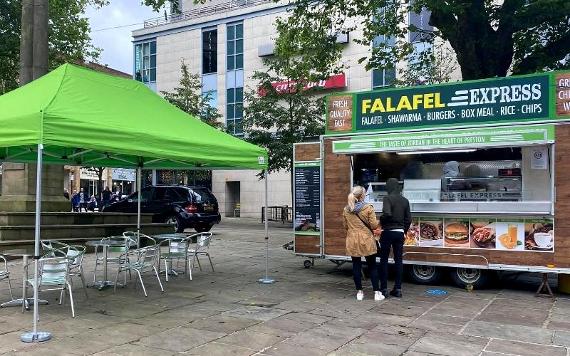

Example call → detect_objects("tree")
242 22 325 197
278 0 570 81
161 60 223 129
0 0 106 94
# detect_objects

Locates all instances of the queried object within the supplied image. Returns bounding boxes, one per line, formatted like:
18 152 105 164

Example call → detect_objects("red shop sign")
258 73 347 96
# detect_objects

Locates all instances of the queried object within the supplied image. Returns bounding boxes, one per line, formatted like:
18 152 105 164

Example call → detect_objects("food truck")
293 70 570 288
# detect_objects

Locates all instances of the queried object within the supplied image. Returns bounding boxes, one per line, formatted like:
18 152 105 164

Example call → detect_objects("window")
227 23 243 71
134 40 156 84
408 3 433 43
226 87 243 135
202 29 217 74
372 35 396 89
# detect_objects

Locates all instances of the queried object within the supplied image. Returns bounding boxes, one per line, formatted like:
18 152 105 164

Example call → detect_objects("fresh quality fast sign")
326 71 569 134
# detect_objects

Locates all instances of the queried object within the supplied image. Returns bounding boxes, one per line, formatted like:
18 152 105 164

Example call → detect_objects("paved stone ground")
0 218 569 355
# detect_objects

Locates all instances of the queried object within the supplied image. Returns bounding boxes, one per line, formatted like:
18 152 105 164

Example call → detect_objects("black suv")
102 185 221 233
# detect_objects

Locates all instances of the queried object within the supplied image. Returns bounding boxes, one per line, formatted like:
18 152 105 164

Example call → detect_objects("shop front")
294 70 570 285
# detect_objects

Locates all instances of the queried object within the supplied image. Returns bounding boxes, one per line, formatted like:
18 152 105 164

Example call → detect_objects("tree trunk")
32 0 48 80
19 0 34 85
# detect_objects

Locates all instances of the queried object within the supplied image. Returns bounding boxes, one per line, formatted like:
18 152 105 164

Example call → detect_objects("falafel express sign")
326 71 570 134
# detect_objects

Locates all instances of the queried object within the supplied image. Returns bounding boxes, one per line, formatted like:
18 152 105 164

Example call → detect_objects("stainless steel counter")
371 201 553 215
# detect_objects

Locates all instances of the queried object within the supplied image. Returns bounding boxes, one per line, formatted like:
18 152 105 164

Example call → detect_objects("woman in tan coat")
342 186 384 301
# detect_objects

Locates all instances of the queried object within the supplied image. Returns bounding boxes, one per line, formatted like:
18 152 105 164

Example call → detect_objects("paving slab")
187 315 259 333
182 341 256 355
462 320 554 344
484 339 567 356
409 332 488 356
135 327 226 353
214 330 284 351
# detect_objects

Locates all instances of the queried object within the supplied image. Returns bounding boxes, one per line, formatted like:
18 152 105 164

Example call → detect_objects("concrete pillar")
0 0 68 212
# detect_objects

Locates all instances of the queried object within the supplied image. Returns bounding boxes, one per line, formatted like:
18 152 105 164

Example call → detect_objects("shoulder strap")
355 209 374 233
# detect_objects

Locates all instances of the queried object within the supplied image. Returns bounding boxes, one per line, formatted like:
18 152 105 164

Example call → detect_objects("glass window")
202 29 218 74
372 68 395 89
227 22 243 71
352 146 553 205
134 40 157 84
409 1 433 43
226 84 243 135
371 34 395 89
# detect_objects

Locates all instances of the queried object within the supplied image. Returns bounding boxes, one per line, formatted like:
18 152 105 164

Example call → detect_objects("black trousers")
379 230 404 290
351 255 379 291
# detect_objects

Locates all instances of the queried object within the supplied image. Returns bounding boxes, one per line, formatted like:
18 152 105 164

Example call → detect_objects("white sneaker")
374 291 385 301
356 290 364 301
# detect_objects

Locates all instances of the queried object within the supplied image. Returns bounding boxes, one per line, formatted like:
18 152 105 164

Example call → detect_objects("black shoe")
380 289 389 298
389 289 402 298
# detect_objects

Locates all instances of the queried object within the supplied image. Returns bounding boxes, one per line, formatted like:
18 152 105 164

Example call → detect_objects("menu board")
294 161 321 235
402 216 554 252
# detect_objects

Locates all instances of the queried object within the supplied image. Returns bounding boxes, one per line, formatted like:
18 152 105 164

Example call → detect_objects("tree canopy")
161 61 223 129
243 21 325 177
279 0 570 81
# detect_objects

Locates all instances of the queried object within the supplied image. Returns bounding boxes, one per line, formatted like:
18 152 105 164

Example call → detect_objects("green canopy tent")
0 63 273 342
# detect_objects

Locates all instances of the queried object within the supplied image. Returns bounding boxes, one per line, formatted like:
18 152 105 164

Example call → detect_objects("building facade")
132 0 439 218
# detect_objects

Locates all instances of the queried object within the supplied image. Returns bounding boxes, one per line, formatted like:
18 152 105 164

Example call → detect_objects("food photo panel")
495 219 525 251
405 218 420 246
419 218 443 247
525 219 554 252
444 218 470 248
470 219 496 249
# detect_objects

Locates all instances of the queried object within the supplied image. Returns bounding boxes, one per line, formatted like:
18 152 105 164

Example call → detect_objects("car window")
191 188 217 203
153 187 167 200
168 188 189 201
130 187 152 202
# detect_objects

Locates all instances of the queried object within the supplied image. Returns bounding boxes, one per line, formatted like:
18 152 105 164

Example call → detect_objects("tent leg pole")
136 167 142 248
21 144 51 343
258 170 274 284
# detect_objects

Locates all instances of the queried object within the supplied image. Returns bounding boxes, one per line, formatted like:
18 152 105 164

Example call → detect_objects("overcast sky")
86 1 163 75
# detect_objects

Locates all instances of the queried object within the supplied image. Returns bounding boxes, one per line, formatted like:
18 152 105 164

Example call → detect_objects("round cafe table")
86 238 129 290
0 247 49 312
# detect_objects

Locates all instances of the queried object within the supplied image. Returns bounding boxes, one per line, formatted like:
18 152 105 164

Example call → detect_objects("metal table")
86 238 128 290
153 233 191 278
0 248 49 311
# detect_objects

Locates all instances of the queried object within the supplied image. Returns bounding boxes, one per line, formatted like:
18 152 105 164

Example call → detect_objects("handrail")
143 0 273 29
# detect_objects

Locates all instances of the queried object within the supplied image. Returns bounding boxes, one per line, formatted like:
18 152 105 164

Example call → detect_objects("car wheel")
407 264 442 285
195 224 212 233
451 268 489 289
166 216 184 233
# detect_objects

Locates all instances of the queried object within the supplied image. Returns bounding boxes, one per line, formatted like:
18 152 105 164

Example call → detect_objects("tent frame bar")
20 144 51 343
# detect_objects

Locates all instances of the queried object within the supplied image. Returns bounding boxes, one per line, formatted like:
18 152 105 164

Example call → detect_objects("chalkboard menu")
294 161 321 235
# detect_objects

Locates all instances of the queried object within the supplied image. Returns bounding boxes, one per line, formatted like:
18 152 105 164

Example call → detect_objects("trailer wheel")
303 260 313 269
408 265 442 285
451 268 488 289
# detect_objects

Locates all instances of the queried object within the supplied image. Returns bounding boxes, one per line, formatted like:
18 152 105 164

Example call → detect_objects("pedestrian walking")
379 178 411 298
101 186 112 208
79 188 87 212
342 185 384 301
71 190 80 212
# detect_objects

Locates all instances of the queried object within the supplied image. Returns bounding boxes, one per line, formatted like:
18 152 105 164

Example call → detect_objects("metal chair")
0 255 14 300
42 240 88 299
114 237 164 297
26 257 75 317
92 236 134 286
187 232 214 281
159 235 191 281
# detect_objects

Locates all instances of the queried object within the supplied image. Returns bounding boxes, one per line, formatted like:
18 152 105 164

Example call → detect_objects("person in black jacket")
380 178 411 298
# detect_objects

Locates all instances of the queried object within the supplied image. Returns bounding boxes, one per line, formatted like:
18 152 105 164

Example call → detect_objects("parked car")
102 185 221 233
